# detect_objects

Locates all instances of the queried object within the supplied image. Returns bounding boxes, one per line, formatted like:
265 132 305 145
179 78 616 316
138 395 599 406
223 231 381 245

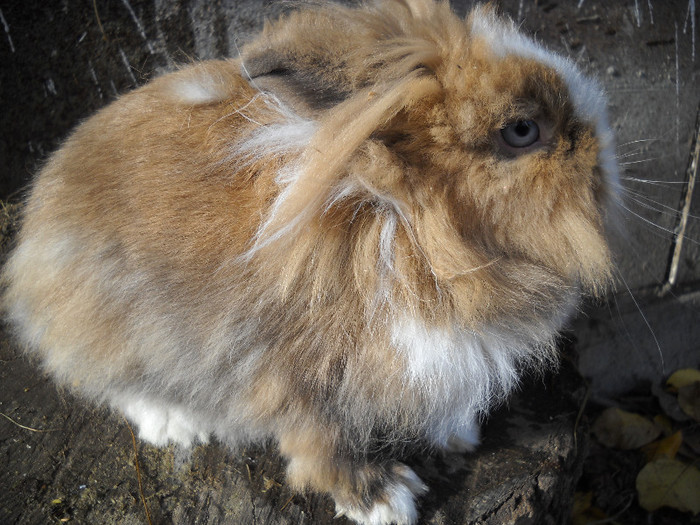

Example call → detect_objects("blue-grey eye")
500 120 540 148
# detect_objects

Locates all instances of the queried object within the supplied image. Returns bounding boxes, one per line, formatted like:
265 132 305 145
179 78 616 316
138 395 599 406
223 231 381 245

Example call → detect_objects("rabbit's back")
2 60 289 398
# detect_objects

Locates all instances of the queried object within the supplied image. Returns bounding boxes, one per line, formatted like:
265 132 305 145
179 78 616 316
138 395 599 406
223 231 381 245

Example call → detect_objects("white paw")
444 422 480 454
432 416 481 454
116 396 209 447
335 465 428 525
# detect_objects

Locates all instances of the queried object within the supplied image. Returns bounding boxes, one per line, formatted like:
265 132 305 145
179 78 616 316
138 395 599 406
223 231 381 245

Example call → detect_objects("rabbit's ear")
241 49 350 114
240 15 357 115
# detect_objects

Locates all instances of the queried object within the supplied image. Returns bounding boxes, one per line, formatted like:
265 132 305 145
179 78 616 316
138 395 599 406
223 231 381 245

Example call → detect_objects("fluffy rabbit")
2 1 618 523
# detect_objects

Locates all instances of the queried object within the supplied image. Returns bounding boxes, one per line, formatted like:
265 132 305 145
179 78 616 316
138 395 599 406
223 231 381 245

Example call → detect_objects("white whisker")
618 156 665 166
621 187 700 221
621 176 689 186
620 202 700 246
619 202 674 233
615 150 647 160
623 194 681 219
615 269 665 373
616 138 660 148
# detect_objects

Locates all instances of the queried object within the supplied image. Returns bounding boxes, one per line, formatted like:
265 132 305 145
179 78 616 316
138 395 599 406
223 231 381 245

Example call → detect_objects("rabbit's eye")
500 120 540 148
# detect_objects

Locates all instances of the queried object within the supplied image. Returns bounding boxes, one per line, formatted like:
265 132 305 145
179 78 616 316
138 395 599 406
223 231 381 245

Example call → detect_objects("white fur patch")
234 94 317 163
435 414 481 453
391 318 520 419
169 76 226 105
335 466 427 525
390 301 575 442
115 395 210 447
2 232 79 348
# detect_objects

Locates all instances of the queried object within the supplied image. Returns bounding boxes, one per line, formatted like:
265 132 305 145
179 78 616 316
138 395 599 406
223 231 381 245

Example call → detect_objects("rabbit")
2 1 619 524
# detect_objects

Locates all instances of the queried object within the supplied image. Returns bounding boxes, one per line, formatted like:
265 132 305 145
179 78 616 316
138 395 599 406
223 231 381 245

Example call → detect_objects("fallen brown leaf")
678 382 700 423
592 407 661 450
666 369 700 392
641 431 683 462
636 458 700 515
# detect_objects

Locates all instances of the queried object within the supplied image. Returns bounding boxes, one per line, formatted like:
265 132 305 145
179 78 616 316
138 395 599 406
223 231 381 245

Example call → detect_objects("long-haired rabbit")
2 1 619 523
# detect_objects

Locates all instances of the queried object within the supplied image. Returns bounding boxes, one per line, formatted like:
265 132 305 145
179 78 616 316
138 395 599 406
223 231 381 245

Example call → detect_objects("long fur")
2 2 618 524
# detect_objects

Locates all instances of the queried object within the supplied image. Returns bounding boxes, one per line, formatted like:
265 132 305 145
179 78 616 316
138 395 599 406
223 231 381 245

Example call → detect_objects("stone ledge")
0 333 587 525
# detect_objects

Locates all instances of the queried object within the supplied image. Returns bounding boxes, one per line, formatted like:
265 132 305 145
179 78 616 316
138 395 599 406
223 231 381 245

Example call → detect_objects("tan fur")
3 2 617 523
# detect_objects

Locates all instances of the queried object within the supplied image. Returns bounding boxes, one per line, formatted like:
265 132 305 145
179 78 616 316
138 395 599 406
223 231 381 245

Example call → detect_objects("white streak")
675 23 681 157
634 0 641 27
379 212 397 275
692 0 697 61
375 212 399 306
45 78 57 96
87 59 104 99
118 47 138 84
647 0 654 25
120 0 156 55
0 8 15 53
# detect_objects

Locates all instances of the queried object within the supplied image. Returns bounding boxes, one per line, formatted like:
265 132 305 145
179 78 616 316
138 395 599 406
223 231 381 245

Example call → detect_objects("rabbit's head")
237 1 618 328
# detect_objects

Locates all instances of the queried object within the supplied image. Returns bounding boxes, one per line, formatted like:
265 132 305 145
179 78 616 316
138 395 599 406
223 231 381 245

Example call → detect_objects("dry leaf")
636 458 700 515
641 431 683 462
572 491 608 525
652 414 674 436
678 382 700 423
592 407 661 449
652 383 690 423
684 428 700 456
667 369 700 392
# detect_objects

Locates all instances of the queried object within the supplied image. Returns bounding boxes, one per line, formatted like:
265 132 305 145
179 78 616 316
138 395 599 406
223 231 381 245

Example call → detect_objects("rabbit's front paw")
431 416 480 454
333 463 428 525
115 396 210 447
444 420 480 454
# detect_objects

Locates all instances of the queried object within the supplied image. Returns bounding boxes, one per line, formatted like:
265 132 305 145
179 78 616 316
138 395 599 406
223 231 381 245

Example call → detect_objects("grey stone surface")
575 289 700 398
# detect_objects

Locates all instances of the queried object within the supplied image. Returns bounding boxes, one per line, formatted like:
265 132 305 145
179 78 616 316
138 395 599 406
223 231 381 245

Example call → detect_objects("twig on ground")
124 417 153 525
573 384 591 451
0 411 58 432
92 0 108 42
280 495 295 511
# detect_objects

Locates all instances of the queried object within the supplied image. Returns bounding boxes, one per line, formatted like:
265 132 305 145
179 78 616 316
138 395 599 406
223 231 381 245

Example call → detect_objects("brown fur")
3 2 616 523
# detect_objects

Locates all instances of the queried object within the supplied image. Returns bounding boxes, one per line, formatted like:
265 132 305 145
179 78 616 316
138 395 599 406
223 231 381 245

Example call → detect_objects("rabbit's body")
3 2 618 523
